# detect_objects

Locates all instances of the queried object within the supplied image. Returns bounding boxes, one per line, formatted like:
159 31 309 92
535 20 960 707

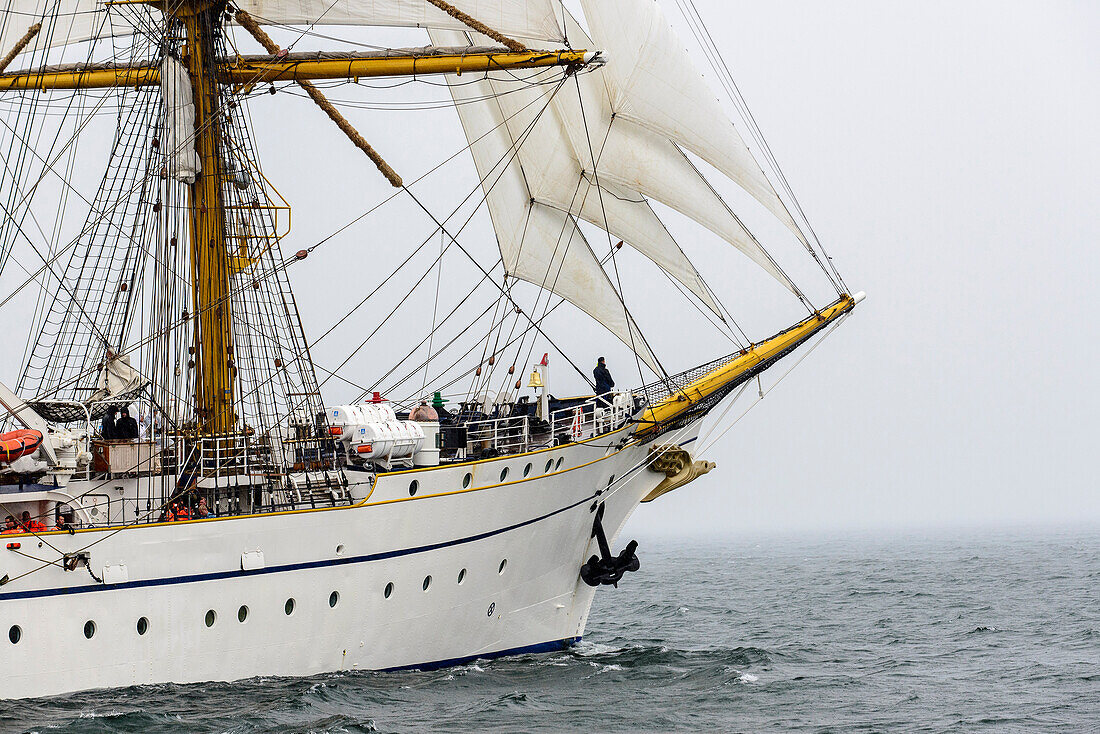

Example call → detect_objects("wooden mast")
178 0 235 434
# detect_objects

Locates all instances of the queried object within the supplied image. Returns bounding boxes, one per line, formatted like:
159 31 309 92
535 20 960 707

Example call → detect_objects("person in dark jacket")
593 357 614 407
100 407 118 440
115 407 140 440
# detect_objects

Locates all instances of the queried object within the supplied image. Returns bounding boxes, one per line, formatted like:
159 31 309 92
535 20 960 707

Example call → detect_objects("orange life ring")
0 429 43 463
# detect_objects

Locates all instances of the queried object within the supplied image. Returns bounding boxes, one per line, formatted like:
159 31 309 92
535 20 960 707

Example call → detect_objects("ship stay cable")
384 237 656 408
1 75 543 416
673 0 847 294
573 73 662 385
228 73 594 427
586 312 848 517
363 266 500 397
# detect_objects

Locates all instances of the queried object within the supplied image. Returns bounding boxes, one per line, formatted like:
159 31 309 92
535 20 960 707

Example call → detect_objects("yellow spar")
637 294 858 437
0 49 597 91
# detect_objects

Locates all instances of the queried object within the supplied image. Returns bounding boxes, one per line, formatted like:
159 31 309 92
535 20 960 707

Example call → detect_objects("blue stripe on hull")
382 637 582 672
0 491 599 601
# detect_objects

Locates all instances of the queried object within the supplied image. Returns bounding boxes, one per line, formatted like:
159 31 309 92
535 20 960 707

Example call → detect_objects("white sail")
509 204 659 375
0 0 562 52
0 0 146 53
472 49 723 316
236 0 563 42
544 15 795 292
579 0 807 246
435 51 659 372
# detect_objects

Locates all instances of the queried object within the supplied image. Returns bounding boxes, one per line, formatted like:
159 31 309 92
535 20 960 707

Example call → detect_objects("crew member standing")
115 407 140 440
593 357 615 407
100 407 118 440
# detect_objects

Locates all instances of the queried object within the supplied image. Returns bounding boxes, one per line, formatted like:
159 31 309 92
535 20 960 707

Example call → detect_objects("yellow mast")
178 0 235 434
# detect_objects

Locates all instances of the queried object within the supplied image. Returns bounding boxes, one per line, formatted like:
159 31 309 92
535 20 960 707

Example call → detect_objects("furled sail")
432 41 659 372
160 55 200 184
578 0 807 246
0 0 563 53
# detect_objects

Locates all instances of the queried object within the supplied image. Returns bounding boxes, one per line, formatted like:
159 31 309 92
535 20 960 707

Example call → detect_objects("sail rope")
693 312 849 454
581 310 849 518
221 70 593 426
1 52 571 412
572 73 662 384
673 0 848 295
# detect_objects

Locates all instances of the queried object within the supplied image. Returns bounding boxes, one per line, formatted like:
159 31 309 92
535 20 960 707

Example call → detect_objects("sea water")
2 526 1096 732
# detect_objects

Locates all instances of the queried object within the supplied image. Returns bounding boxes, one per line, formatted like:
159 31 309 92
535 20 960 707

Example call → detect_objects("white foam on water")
738 673 758 683
573 641 621 657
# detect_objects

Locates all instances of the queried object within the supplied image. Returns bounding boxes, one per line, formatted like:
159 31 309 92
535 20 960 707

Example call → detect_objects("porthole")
499 467 509 482
336 544 345 555
457 568 467 584
423 575 432 591
238 605 249 623
329 591 340 608
462 473 472 489
284 598 296 616
136 617 149 636
545 459 553 473
555 457 563 470
498 558 508 575
8 625 21 645
384 582 394 599
523 463 531 477
83 620 96 639
205 610 217 628
409 480 419 496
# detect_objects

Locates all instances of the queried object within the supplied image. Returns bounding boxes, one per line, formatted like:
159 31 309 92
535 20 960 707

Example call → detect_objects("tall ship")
0 0 861 698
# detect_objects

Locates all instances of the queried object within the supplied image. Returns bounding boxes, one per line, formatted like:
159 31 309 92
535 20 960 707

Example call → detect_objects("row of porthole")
410 457 566 496
6 592 341 644
383 558 506 599
6 557 511 645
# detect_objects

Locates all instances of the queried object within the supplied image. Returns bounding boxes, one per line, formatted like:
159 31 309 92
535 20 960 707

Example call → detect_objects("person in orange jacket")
167 502 190 521
2 515 18 534
20 511 47 533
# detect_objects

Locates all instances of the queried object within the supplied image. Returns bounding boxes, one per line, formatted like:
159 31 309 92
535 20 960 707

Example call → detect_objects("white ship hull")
0 427 694 700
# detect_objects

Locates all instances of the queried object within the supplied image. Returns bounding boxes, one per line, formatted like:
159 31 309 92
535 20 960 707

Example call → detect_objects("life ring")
0 429 44 463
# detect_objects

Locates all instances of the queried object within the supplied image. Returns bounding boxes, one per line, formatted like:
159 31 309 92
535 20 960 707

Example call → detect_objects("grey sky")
0 1 1096 534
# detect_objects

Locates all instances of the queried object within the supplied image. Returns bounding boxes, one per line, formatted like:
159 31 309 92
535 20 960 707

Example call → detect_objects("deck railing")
550 392 634 443
465 415 530 455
